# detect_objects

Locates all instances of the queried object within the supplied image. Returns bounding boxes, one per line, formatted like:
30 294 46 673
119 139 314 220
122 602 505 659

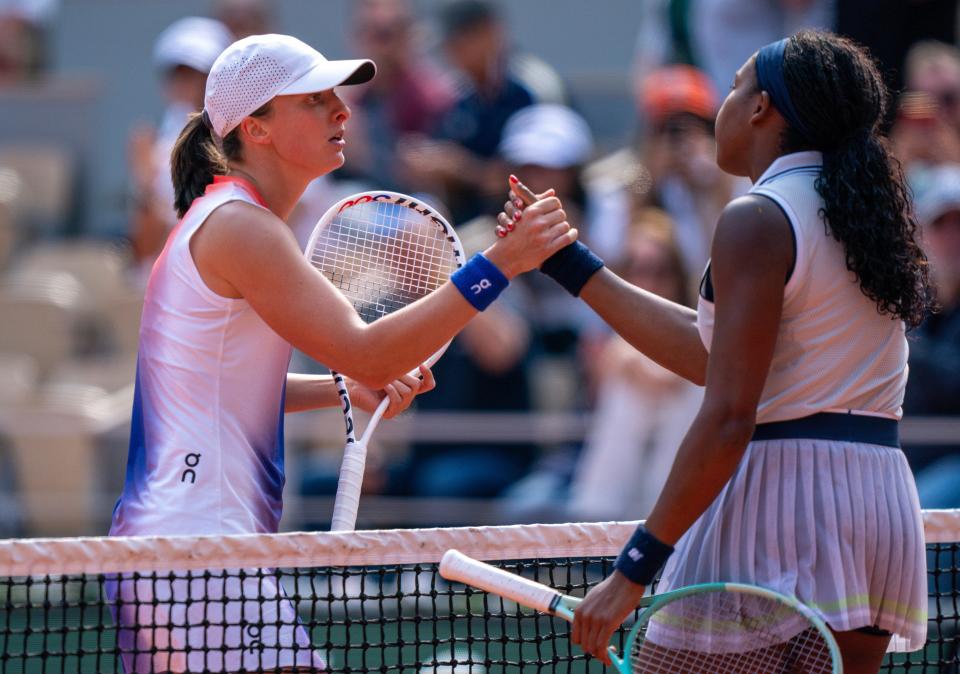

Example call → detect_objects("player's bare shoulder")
192 200 301 298
712 194 793 266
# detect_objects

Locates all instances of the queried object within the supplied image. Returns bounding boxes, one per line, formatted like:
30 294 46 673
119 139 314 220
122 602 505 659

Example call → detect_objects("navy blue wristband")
451 253 509 311
539 241 604 296
614 524 674 586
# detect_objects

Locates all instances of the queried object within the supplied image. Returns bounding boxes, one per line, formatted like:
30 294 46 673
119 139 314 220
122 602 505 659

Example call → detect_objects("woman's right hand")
482 177 577 278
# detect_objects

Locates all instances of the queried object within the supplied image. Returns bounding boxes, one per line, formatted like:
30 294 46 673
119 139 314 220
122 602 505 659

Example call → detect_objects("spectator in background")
903 164 960 508
397 0 565 223
370 205 536 502
374 103 597 504
126 17 232 281
890 41 960 173
891 91 960 173
382 261 536 501
570 208 702 521
633 0 831 98
838 0 956 101
905 41 960 138
0 0 57 85
339 0 455 192
212 0 273 40
587 65 737 286
499 103 600 394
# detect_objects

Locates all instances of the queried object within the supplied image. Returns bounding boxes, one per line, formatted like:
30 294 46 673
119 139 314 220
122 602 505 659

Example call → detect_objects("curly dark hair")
776 31 932 327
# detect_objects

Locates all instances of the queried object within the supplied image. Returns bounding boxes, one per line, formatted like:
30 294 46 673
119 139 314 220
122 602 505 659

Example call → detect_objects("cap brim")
279 59 376 95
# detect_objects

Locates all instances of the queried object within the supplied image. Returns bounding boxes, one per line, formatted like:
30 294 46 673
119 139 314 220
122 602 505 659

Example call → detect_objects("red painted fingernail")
514 199 523 209
513 210 521 221
506 221 516 232
496 227 508 238
509 175 518 184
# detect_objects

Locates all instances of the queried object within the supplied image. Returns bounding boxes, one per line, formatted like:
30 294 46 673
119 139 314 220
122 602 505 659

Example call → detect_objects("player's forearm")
341 284 478 389
579 268 708 385
643 405 755 545
284 374 340 413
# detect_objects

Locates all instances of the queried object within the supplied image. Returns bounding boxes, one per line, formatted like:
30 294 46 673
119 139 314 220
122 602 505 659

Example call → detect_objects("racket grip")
440 550 567 616
330 442 368 532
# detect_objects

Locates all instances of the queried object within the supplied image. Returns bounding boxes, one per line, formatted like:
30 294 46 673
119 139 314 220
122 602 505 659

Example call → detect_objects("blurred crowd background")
0 0 958 537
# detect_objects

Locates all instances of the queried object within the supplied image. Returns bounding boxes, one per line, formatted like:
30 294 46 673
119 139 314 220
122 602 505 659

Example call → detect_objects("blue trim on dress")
114 363 147 519
759 165 821 185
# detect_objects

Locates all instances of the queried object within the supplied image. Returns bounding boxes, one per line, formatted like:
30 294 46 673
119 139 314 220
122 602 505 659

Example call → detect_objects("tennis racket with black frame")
305 191 465 532
440 549 843 673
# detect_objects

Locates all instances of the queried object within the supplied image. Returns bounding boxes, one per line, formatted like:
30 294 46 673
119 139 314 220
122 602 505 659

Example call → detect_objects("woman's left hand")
346 364 436 418
571 571 647 665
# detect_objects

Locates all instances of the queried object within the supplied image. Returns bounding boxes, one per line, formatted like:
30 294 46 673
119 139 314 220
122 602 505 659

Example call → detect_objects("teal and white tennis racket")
440 549 842 673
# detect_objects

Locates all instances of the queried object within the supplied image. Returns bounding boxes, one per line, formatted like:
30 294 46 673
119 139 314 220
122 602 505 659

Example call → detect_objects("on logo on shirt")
181 452 202 484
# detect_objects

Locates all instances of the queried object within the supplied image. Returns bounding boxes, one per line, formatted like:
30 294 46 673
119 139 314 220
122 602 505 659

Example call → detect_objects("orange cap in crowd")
639 65 719 124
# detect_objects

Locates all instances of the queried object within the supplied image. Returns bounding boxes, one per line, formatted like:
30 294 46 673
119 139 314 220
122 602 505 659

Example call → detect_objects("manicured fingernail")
506 221 516 232
509 175 518 184
514 199 523 209
496 226 508 238
513 210 521 221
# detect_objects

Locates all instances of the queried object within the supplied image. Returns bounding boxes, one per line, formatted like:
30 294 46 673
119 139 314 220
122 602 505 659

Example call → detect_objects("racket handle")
440 549 576 620
330 441 368 532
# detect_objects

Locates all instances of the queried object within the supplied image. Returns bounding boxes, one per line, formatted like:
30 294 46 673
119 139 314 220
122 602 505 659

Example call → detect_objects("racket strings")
631 591 835 673
310 201 458 323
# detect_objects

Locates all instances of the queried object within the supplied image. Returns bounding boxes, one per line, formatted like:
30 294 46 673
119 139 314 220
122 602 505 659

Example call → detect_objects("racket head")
305 191 465 339
621 582 843 673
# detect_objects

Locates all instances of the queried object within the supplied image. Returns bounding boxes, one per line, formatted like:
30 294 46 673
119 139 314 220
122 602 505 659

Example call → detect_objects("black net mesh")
0 538 956 672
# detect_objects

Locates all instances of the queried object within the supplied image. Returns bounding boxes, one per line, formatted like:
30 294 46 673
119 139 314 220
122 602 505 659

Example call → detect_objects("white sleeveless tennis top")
696 151 908 423
111 176 293 536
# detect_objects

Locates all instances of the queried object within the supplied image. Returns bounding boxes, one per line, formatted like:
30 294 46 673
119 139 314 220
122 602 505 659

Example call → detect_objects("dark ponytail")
170 102 273 218
171 112 227 218
778 31 932 327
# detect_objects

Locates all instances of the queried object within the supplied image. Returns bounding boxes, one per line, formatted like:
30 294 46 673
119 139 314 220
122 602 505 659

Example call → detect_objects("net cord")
1 509 957 577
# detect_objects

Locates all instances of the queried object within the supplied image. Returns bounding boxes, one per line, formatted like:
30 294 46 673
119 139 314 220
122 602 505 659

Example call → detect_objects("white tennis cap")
498 104 594 169
154 17 233 74
204 33 376 138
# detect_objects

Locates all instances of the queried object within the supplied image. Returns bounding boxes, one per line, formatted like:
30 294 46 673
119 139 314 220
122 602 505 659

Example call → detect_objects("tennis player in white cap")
107 32 574 673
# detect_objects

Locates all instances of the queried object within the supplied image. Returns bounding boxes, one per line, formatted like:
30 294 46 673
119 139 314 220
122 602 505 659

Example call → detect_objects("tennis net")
0 510 957 673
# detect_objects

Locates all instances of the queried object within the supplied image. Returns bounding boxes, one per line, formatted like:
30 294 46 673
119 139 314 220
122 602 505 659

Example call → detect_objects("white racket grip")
330 441 368 532
440 549 566 617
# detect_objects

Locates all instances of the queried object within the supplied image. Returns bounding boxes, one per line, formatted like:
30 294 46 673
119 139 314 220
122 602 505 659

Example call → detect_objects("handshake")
483 174 603 297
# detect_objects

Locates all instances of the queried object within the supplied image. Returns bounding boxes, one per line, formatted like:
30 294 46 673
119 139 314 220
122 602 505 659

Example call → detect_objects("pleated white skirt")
658 437 927 651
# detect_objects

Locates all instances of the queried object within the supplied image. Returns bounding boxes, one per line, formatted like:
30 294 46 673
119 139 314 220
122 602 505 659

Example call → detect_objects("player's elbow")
702 403 756 452
345 353 413 390
716 415 756 451
344 363 396 391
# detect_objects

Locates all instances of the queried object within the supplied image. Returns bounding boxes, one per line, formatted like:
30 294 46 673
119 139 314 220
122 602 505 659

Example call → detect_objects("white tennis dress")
108 176 323 672
662 152 927 651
